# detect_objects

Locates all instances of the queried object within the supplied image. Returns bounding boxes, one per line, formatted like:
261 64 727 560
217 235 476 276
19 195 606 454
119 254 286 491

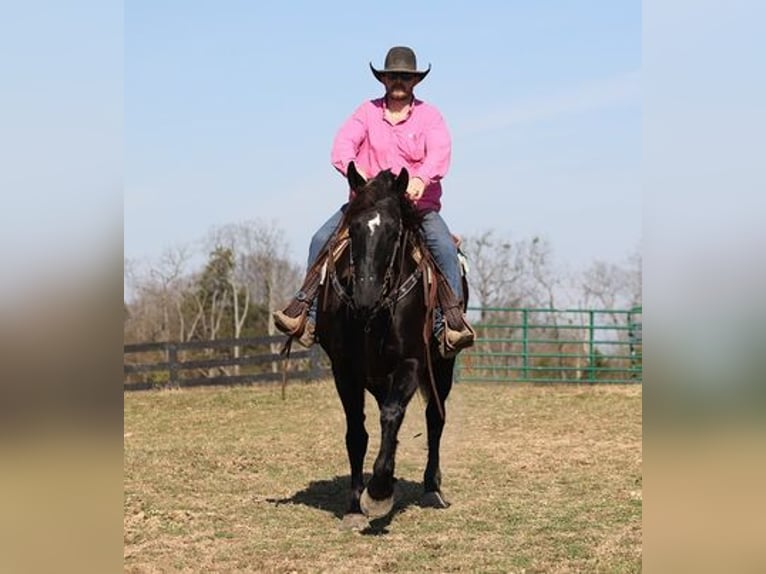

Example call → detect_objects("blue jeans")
301 208 344 322
304 207 463 330
307 208 344 268
420 211 463 302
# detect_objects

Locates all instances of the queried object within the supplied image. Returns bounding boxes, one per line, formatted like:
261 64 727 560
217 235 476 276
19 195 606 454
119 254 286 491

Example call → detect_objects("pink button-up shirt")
331 97 452 212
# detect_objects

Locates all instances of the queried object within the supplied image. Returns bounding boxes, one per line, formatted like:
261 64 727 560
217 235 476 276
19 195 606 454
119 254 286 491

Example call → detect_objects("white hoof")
340 513 369 531
359 488 394 519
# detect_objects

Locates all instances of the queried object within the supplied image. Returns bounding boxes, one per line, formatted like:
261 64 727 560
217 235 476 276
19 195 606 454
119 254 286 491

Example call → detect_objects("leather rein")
329 221 422 324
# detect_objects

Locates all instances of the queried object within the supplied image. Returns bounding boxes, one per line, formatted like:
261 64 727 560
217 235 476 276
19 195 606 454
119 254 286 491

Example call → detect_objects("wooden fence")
123 335 329 391
125 307 642 390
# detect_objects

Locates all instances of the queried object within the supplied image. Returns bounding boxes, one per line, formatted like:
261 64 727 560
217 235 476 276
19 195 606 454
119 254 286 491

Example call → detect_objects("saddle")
316 226 469 328
316 227 467 286
276 225 471 357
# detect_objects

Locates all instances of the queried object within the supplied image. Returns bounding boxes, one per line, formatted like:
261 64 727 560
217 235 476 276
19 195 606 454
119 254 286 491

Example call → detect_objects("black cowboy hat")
370 46 431 83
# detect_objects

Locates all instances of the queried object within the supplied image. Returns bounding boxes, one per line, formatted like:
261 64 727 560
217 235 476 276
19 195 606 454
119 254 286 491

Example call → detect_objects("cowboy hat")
370 46 431 83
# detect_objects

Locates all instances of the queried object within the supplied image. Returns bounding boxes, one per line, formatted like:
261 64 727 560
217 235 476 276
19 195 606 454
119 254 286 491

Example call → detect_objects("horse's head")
343 162 412 314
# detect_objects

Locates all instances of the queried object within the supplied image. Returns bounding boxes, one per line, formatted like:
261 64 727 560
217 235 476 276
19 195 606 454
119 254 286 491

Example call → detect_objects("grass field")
124 380 642 573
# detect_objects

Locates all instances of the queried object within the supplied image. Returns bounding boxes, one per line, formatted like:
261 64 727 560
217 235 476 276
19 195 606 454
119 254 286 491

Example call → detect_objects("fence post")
168 343 179 389
521 309 529 380
628 306 642 380
588 311 595 383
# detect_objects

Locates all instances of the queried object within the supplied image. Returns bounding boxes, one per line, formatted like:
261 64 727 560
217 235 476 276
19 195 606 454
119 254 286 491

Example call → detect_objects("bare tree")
578 254 642 316
206 220 302 372
206 226 251 347
525 236 571 380
243 222 302 370
527 236 560 310
461 231 556 379
625 249 642 307
571 252 643 380
462 230 527 318
153 246 193 341
124 246 194 343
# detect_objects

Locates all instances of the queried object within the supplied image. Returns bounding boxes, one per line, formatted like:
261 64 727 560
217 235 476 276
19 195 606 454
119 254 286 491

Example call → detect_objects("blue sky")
125 1 641 271
0 1 122 298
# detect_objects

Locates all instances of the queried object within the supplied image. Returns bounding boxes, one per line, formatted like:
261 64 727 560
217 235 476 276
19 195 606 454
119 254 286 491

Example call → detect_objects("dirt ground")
124 381 642 573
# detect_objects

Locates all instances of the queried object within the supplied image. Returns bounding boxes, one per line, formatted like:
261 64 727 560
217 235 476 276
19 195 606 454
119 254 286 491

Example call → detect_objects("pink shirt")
331 97 452 212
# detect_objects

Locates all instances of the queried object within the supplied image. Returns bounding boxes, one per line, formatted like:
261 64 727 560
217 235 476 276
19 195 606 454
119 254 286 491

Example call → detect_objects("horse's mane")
342 170 424 232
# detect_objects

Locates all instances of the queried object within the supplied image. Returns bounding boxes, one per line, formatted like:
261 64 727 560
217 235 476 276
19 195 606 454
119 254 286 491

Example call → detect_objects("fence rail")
124 307 642 390
456 306 642 383
123 335 329 391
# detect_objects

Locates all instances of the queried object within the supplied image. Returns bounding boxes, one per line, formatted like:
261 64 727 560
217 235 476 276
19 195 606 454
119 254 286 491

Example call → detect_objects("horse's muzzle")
351 276 382 314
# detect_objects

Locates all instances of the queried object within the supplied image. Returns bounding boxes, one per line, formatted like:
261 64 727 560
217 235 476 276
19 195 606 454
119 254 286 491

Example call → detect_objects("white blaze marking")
367 212 381 236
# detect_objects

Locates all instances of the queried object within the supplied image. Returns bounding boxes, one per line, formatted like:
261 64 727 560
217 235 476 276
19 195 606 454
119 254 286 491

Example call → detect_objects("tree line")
124 219 641 346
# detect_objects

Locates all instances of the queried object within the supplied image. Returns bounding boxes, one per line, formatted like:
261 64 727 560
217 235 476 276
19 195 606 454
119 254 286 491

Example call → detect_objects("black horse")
316 162 459 528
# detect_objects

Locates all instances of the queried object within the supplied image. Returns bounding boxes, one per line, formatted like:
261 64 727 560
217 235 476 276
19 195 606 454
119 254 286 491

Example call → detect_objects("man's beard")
387 85 412 101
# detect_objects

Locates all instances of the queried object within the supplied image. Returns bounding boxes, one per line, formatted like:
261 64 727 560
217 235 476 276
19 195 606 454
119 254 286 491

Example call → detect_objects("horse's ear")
347 162 367 192
395 167 409 195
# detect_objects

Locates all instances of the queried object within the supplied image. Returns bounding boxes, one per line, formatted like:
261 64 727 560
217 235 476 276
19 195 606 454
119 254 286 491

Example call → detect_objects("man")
273 46 475 356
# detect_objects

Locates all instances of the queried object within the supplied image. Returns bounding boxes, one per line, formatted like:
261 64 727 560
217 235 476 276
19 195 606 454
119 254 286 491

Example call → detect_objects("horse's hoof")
340 513 369 531
420 490 450 509
359 488 395 519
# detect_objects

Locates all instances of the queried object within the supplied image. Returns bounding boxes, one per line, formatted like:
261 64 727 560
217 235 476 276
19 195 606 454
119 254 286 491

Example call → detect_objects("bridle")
330 217 422 327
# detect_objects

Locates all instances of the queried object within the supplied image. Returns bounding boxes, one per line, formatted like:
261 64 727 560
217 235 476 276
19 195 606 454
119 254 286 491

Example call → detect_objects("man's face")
381 72 419 101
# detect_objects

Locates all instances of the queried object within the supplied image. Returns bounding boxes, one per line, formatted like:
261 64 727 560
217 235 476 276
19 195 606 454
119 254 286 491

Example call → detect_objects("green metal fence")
456 306 642 384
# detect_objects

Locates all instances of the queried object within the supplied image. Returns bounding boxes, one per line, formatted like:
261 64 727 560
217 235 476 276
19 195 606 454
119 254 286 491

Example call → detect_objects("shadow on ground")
267 475 425 535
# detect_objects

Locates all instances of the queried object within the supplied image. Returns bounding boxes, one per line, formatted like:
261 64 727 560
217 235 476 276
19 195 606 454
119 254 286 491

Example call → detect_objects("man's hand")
406 177 425 203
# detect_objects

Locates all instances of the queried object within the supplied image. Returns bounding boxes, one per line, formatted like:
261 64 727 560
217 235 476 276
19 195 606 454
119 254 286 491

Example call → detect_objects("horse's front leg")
333 368 369 530
360 359 419 519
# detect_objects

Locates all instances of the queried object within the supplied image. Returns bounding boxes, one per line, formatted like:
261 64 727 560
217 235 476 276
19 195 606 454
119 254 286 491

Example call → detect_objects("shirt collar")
380 96 419 122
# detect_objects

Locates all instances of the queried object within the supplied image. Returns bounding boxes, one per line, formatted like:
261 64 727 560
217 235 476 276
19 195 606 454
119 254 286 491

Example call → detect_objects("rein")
331 220 421 320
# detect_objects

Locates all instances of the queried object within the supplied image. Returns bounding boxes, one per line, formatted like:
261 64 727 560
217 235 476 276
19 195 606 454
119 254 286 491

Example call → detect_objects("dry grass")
124 381 641 573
